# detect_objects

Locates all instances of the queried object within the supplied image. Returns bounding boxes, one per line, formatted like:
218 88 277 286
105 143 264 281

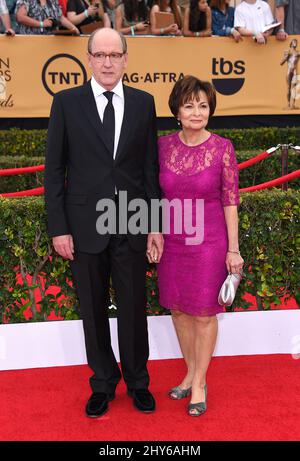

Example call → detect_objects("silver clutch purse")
218 272 243 307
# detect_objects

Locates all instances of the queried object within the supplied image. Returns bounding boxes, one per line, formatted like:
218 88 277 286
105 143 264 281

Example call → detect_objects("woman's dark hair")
189 0 206 32
155 0 182 28
169 75 216 118
124 0 148 22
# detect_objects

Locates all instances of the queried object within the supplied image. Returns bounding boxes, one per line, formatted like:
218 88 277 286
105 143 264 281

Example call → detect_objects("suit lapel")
114 85 136 164
79 81 112 155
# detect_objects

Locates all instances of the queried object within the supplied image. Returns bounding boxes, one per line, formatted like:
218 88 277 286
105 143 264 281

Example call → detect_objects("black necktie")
103 91 115 155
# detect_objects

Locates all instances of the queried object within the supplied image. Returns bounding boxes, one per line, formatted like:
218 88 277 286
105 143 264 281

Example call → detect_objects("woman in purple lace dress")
152 76 244 416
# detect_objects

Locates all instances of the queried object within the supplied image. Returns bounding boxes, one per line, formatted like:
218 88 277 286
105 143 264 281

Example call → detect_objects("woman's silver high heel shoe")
188 384 207 416
168 386 192 400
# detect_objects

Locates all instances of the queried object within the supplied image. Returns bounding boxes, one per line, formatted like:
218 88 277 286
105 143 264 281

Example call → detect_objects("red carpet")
0 355 300 441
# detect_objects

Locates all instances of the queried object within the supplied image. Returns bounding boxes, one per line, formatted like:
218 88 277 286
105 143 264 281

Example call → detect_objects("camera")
48 17 60 29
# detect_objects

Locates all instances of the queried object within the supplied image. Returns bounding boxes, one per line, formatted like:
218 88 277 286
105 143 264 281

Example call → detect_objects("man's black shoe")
85 392 115 418
127 389 156 413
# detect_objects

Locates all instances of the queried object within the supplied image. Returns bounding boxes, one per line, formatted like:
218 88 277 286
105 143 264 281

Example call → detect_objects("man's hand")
53 234 74 260
276 29 288 41
147 233 164 263
256 33 266 44
232 29 242 43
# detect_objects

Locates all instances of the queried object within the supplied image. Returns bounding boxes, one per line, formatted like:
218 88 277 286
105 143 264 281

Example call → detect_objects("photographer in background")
16 0 80 34
67 0 110 32
0 0 15 34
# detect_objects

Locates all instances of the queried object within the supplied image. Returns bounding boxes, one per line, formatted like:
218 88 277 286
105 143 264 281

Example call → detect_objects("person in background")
178 0 188 15
150 0 182 35
234 0 275 45
210 0 242 42
275 0 300 41
58 0 67 15
67 0 110 32
103 0 121 28
115 0 149 35
0 0 15 34
183 0 211 37
156 75 243 417
16 0 80 34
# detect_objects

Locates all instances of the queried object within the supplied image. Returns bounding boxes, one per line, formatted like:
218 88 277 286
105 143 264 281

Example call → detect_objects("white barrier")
0 310 299 370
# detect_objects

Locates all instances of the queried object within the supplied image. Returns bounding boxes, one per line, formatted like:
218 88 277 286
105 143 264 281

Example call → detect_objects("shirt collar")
91 76 124 99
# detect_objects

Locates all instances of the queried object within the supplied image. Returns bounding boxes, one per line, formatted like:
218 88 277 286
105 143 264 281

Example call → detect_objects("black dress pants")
70 234 149 394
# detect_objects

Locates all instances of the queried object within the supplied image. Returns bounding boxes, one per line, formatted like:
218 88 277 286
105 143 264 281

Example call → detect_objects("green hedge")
159 126 300 150
1 150 299 193
0 190 299 324
1 126 300 156
0 129 46 157
0 156 44 193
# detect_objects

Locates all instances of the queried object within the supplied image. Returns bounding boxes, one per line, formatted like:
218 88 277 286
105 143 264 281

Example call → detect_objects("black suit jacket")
44 81 161 253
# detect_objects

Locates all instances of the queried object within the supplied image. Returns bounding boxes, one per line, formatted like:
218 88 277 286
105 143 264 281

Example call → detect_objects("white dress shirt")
90 76 124 160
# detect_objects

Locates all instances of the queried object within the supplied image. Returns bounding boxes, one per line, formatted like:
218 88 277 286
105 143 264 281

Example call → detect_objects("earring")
177 119 181 126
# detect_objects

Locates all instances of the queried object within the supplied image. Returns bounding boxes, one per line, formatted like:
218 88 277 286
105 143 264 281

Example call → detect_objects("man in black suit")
44 28 163 418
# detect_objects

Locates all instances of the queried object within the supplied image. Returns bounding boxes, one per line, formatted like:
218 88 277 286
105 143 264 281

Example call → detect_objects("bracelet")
227 250 240 255
231 27 235 35
84 9 89 18
278 28 285 33
40 21 44 29
160 27 164 35
131 25 135 36
195 31 200 37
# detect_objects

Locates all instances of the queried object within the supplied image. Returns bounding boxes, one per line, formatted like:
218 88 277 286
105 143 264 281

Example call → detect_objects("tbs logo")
212 58 245 95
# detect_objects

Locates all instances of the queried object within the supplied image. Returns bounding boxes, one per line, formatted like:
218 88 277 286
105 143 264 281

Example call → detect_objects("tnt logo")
212 58 245 96
42 54 87 96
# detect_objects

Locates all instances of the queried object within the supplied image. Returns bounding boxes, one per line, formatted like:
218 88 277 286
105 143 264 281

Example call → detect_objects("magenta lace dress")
157 132 240 316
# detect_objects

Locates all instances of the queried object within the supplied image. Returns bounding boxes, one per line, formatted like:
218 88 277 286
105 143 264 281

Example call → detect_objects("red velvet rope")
0 187 45 197
240 169 300 192
0 151 298 196
0 165 45 176
0 149 274 177
238 151 269 170
1 169 300 197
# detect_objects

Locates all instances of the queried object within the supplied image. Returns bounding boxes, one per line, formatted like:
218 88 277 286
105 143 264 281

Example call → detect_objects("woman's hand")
44 18 55 28
70 26 80 35
226 252 244 275
87 5 98 17
165 23 178 35
146 244 158 264
135 22 149 32
146 233 164 264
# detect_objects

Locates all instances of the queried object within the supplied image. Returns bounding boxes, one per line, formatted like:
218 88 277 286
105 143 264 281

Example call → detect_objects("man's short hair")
88 29 127 54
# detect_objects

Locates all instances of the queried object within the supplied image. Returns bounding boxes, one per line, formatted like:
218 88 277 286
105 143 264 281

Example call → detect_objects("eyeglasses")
89 52 125 63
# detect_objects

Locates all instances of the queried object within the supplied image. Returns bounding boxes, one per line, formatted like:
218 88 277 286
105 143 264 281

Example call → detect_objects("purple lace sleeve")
221 140 240 206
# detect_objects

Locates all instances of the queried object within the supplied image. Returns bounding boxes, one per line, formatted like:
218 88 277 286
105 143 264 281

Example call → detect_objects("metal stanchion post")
281 144 289 191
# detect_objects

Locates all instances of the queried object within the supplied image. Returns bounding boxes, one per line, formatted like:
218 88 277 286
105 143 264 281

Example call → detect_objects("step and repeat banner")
0 35 300 118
